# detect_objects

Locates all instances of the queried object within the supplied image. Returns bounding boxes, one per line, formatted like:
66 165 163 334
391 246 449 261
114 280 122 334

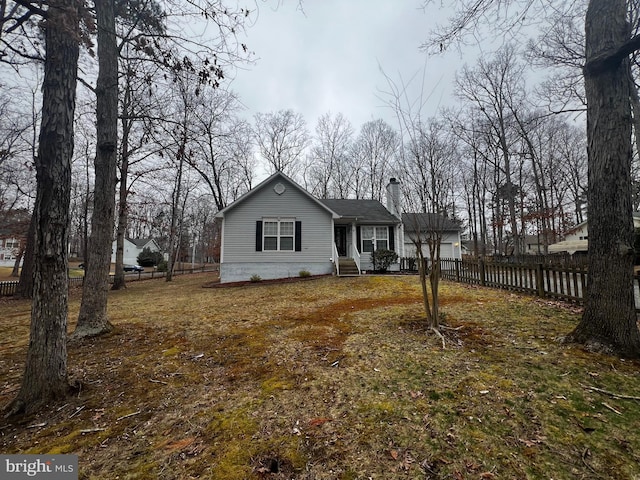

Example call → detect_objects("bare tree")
189 88 253 210
445 107 494 256
112 58 165 290
15 78 44 299
7 0 83 415
74 0 119 338
423 0 640 356
382 71 459 337
352 118 398 201
307 112 354 198
564 0 640 355
254 109 310 178
456 45 525 254
555 123 587 225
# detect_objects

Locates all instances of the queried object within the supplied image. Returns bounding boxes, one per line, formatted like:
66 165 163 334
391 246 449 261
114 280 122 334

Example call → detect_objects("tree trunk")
112 69 135 291
74 0 118 338
417 247 432 327
10 242 24 277
429 240 441 329
8 0 81 415
15 212 36 298
565 0 640 357
111 171 128 290
167 133 186 282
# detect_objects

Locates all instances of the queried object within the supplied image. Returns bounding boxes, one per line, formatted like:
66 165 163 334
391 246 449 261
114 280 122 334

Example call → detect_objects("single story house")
215 172 406 283
215 172 464 283
522 233 556 255
110 237 162 265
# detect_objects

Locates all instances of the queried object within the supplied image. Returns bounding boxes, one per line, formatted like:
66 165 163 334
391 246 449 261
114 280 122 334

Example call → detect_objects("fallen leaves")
388 448 415 471
308 417 332 427
2 274 639 479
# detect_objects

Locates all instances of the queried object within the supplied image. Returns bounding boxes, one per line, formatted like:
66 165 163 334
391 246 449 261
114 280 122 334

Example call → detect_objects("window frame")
263 218 296 252
361 226 390 253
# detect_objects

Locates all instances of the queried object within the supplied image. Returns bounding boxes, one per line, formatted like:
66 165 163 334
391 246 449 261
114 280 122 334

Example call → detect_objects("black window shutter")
295 221 302 251
356 226 361 253
389 226 395 251
256 221 262 251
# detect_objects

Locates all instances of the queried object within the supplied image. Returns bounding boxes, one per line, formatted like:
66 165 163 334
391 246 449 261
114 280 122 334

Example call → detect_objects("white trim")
263 217 296 252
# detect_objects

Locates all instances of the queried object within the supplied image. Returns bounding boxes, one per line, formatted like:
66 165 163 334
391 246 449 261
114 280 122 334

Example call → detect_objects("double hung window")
361 226 389 252
263 218 295 251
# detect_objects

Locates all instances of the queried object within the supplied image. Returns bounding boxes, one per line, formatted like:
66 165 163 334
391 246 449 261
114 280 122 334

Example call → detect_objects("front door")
335 226 347 257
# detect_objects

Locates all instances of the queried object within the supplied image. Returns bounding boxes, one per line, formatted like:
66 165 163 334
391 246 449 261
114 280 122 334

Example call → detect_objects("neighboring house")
0 236 21 267
0 208 30 267
110 237 162 265
549 213 640 254
523 233 556 255
548 221 589 254
214 172 404 283
401 213 463 260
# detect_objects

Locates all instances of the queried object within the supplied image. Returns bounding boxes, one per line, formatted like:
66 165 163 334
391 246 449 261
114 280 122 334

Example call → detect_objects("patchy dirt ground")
1 273 640 479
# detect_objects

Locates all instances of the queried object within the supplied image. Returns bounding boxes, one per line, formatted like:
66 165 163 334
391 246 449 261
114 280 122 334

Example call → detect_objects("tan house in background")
549 213 640 254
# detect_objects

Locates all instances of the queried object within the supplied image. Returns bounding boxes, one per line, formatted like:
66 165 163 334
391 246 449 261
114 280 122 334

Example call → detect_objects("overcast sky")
230 1 469 133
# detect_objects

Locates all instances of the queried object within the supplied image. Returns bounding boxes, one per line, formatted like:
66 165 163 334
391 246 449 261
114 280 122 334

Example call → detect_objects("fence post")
536 263 545 298
455 258 460 282
479 258 486 286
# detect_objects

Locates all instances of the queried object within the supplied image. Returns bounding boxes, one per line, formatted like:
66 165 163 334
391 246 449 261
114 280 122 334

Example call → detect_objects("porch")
332 223 361 276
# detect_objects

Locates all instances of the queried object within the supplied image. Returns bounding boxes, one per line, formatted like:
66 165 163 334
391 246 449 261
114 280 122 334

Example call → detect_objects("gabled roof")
215 171 339 218
401 213 461 233
524 233 555 245
127 238 157 248
318 199 400 224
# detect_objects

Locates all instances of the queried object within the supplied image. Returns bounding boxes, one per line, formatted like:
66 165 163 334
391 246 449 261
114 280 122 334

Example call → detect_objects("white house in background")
0 237 21 267
111 238 162 265
549 213 640 254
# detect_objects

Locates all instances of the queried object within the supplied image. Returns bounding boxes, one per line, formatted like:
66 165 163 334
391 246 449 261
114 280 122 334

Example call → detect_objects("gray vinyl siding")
221 176 333 266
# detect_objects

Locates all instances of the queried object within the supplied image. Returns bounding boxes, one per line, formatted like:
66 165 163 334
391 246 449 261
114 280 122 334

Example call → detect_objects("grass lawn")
0 266 18 281
0 265 85 281
1 273 639 479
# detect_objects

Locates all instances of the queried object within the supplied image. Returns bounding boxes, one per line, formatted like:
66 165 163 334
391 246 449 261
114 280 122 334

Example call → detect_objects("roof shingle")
318 199 399 224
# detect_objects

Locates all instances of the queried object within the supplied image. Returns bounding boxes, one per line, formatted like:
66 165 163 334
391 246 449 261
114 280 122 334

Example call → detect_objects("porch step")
338 258 360 276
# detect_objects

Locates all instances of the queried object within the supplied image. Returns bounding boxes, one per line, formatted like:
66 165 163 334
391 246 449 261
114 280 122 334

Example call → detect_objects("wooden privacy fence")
401 256 640 310
436 257 640 311
439 258 588 304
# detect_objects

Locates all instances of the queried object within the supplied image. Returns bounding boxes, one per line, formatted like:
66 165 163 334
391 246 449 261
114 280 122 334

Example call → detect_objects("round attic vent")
274 183 286 195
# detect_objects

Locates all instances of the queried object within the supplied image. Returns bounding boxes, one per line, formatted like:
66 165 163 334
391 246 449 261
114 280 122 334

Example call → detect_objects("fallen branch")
69 406 85 418
117 410 141 421
27 422 47 429
601 402 622 415
440 325 464 331
581 384 640 402
80 427 107 434
431 327 446 349
149 378 168 385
